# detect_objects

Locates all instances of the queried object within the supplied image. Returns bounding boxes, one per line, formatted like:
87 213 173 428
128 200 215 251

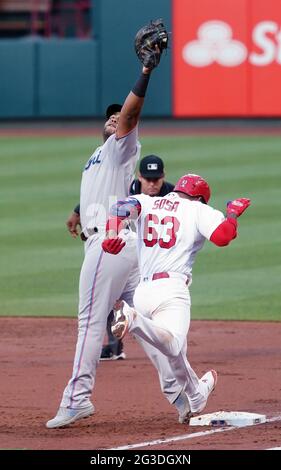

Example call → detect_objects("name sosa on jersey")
152 198 179 212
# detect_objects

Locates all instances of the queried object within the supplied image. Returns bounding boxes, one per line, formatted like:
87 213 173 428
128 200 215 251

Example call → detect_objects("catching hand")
226 198 251 218
135 18 169 70
102 237 126 255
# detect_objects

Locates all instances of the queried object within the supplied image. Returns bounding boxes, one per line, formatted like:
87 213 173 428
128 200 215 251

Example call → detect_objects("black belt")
80 232 88 241
80 227 99 241
81 224 130 242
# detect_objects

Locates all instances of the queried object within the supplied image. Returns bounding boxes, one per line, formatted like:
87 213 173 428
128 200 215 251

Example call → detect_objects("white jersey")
133 192 225 279
80 126 141 234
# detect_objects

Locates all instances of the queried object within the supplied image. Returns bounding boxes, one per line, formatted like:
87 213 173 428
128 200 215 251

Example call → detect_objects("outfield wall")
0 0 171 119
0 39 99 119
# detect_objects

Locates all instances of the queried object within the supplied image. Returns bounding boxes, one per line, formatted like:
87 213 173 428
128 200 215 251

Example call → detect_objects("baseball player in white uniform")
102 174 251 422
46 54 185 426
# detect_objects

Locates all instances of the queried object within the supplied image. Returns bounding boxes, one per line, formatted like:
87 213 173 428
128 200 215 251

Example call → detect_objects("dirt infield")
0 317 280 450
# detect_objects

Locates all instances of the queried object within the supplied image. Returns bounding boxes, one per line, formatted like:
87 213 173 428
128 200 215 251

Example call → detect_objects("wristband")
132 72 150 98
74 204 80 215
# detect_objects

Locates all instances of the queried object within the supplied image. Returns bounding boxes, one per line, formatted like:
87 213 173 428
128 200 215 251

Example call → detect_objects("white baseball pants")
131 276 200 399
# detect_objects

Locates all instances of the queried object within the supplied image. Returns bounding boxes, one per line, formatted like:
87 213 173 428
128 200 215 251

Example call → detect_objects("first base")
189 411 266 427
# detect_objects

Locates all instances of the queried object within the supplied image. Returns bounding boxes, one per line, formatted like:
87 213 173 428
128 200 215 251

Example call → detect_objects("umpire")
66 154 174 360
130 154 174 197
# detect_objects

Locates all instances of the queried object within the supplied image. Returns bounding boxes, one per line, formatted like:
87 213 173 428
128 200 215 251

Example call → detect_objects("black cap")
139 155 164 178
106 103 122 119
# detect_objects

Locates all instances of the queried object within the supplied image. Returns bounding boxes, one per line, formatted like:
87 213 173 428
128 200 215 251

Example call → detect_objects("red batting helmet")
174 174 211 204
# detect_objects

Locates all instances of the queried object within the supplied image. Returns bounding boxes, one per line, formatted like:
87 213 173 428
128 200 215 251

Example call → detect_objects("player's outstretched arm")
116 19 169 138
116 66 151 139
210 198 251 247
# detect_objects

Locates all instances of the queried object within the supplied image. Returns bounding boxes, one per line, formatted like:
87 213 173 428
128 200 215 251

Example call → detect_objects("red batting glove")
226 198 251 218
102 237 126 255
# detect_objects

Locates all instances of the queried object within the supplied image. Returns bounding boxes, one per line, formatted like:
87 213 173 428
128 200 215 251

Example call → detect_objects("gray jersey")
80 126 141 235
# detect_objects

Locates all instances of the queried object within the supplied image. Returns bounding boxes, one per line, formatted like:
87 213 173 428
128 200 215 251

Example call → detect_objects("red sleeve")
106 197 142 234
106 216 125 234
210 218 238 247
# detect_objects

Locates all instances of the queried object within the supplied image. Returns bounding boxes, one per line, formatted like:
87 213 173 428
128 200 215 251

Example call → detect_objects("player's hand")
66 212 81 238
102 237 126 255
226 198 251 218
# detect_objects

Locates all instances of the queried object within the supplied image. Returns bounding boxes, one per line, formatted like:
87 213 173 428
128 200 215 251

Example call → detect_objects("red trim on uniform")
152 272 170 280
210 218 237 247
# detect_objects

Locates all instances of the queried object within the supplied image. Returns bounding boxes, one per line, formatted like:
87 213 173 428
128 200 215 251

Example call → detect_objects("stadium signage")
173 0 281 116
182 20 281 67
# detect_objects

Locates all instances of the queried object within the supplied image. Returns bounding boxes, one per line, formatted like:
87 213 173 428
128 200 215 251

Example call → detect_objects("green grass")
1 134 281 320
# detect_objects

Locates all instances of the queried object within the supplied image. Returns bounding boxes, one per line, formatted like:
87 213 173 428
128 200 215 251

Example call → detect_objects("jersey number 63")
143 214 180 249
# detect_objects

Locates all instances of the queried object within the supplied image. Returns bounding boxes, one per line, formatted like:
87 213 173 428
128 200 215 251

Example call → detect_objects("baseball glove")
135 19 169 69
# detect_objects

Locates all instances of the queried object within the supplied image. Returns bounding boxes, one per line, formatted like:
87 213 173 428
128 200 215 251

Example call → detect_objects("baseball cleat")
190 369 218 414
201 369 218 394
102 351 126 360
111 300 129 340
174 390 192 424
46 403 94 429
179 409 192 425
100 345 127 361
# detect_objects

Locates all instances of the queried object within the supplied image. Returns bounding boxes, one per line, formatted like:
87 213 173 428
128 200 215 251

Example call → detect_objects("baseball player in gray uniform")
46 78 143 428
46 23 186 428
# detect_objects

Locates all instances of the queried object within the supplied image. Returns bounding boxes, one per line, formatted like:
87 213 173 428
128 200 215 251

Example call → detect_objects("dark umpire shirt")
129 179 174 196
